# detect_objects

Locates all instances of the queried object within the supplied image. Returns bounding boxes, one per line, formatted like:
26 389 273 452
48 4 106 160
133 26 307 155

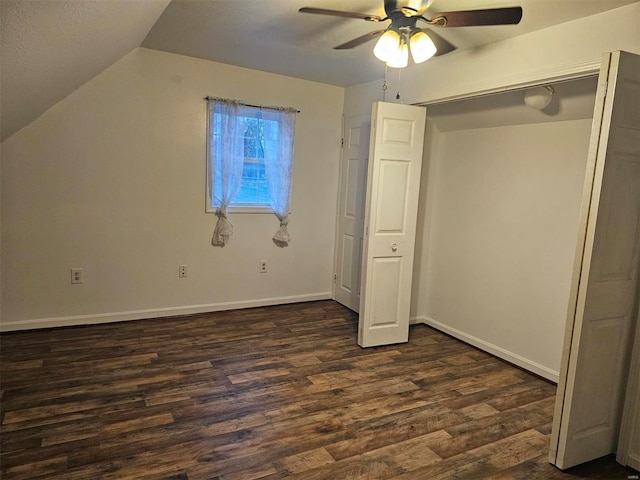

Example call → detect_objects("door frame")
331 114 346 301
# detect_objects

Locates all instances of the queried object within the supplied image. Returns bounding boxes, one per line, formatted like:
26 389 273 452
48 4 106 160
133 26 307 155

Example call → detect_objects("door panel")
375 160 410 233
617 310 640 470
340 234 355 293
551 51 640 470
358 102 426 347
346 158 361 218
371 256 402 325
335 115 370 312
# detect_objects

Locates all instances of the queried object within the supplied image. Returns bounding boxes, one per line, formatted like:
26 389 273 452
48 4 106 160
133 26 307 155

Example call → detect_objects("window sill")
206 206 273 214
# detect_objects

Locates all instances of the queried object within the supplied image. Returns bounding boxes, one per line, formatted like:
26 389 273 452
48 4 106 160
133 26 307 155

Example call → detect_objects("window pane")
244 116 262 159
235 161 268 205
236 180 259 204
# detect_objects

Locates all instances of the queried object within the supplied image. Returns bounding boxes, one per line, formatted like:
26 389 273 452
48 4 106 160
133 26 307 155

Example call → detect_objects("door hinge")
333 274 337 283
341 138 344 148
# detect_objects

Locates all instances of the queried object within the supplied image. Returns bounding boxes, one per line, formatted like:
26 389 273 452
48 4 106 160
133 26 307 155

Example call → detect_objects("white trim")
206 205 274 214
0 292 332 332
331 113 346 302
413 316 559 382
416 58 603 107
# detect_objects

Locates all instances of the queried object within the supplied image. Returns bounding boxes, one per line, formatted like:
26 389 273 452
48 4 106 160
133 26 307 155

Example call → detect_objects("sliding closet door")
551 51 640 470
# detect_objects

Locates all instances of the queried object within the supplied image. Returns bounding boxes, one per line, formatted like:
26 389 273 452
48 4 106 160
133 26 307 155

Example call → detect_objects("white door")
358 102 426 347
617 309 640 470
550 51 640 470
334 114 370 312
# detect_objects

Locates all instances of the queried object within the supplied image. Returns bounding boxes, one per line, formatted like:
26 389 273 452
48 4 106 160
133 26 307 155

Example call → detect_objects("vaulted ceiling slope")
1 0 638 142
0 0 171 141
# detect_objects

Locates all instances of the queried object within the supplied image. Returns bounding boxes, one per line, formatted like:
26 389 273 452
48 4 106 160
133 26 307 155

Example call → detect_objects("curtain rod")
204 96 300 113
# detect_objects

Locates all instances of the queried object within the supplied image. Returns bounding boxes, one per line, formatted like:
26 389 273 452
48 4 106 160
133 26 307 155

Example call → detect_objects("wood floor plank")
1 300 636 479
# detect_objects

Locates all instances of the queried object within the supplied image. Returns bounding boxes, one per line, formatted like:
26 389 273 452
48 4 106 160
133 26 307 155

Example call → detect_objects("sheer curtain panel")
262 107 296 247
208 99 244 246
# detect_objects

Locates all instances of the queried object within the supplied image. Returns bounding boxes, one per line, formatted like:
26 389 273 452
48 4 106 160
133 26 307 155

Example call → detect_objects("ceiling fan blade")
334 30 386 50
299 7 382 22
420 29 456 57
430 7 522 27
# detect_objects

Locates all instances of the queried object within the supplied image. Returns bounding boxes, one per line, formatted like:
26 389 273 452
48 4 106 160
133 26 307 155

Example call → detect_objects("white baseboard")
413 315 559 383
0 292 333 332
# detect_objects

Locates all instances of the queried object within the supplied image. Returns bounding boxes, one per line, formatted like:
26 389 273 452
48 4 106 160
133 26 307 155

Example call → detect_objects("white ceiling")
1 0 637 141
0 0 171 141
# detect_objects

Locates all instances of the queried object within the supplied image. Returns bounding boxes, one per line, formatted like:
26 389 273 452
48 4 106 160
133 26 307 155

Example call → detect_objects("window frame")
206 104 281 215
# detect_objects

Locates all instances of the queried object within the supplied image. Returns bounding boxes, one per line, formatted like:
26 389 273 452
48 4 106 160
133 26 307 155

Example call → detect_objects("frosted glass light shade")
386 41 408 68
410 31 437 63
373 30 401 62
524 86 554 110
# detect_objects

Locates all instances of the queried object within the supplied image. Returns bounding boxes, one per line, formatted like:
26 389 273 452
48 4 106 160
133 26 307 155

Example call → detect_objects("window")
206 98 296 246
208 107 274 210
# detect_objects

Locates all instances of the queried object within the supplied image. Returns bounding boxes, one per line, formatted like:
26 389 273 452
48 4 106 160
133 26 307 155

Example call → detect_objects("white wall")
418 118 593 380
0 48 344 330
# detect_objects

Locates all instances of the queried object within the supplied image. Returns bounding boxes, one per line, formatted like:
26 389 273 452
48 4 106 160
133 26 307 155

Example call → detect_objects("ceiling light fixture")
373 27 437 68
409 29 437 64
373 28 401 62
524 85 555 110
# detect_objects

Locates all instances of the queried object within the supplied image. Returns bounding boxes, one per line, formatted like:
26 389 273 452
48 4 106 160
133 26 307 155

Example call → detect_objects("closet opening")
415 75 598 382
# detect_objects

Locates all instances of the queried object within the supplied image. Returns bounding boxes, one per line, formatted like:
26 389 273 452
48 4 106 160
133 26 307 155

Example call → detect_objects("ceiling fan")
299 1 523 67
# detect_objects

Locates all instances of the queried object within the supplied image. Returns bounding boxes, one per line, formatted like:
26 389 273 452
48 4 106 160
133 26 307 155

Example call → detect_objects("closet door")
358 102 426 347
334 114 370 312
617 309 640 470
551 51 640 470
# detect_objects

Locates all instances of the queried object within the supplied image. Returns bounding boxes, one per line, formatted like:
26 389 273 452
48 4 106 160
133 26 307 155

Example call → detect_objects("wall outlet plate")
179 265 188 278
71 268 83 284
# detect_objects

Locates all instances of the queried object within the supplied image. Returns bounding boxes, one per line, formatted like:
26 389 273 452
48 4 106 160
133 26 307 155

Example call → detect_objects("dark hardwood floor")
1 300 637 479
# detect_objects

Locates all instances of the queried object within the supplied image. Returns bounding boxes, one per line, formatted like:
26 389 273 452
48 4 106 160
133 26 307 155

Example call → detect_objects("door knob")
391 243 398 252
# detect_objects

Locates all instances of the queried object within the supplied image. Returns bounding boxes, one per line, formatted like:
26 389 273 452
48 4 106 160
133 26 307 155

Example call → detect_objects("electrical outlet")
259 260 268 273
179 265 188 278
71 268 83 284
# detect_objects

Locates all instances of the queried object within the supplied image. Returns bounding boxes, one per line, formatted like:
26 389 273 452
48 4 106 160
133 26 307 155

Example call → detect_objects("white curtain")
208 99 244 246
261 107 296 247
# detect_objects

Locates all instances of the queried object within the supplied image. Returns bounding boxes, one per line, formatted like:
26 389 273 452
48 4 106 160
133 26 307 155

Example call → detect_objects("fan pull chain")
382 65 389 102
396 68 402 102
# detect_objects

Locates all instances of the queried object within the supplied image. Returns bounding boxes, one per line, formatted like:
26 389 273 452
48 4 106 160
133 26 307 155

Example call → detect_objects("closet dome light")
524 85 554 110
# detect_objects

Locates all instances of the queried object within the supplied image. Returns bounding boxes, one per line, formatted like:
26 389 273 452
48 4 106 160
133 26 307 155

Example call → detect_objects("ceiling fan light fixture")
386 37 409 69
373 29 401 62
409 30 437 64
